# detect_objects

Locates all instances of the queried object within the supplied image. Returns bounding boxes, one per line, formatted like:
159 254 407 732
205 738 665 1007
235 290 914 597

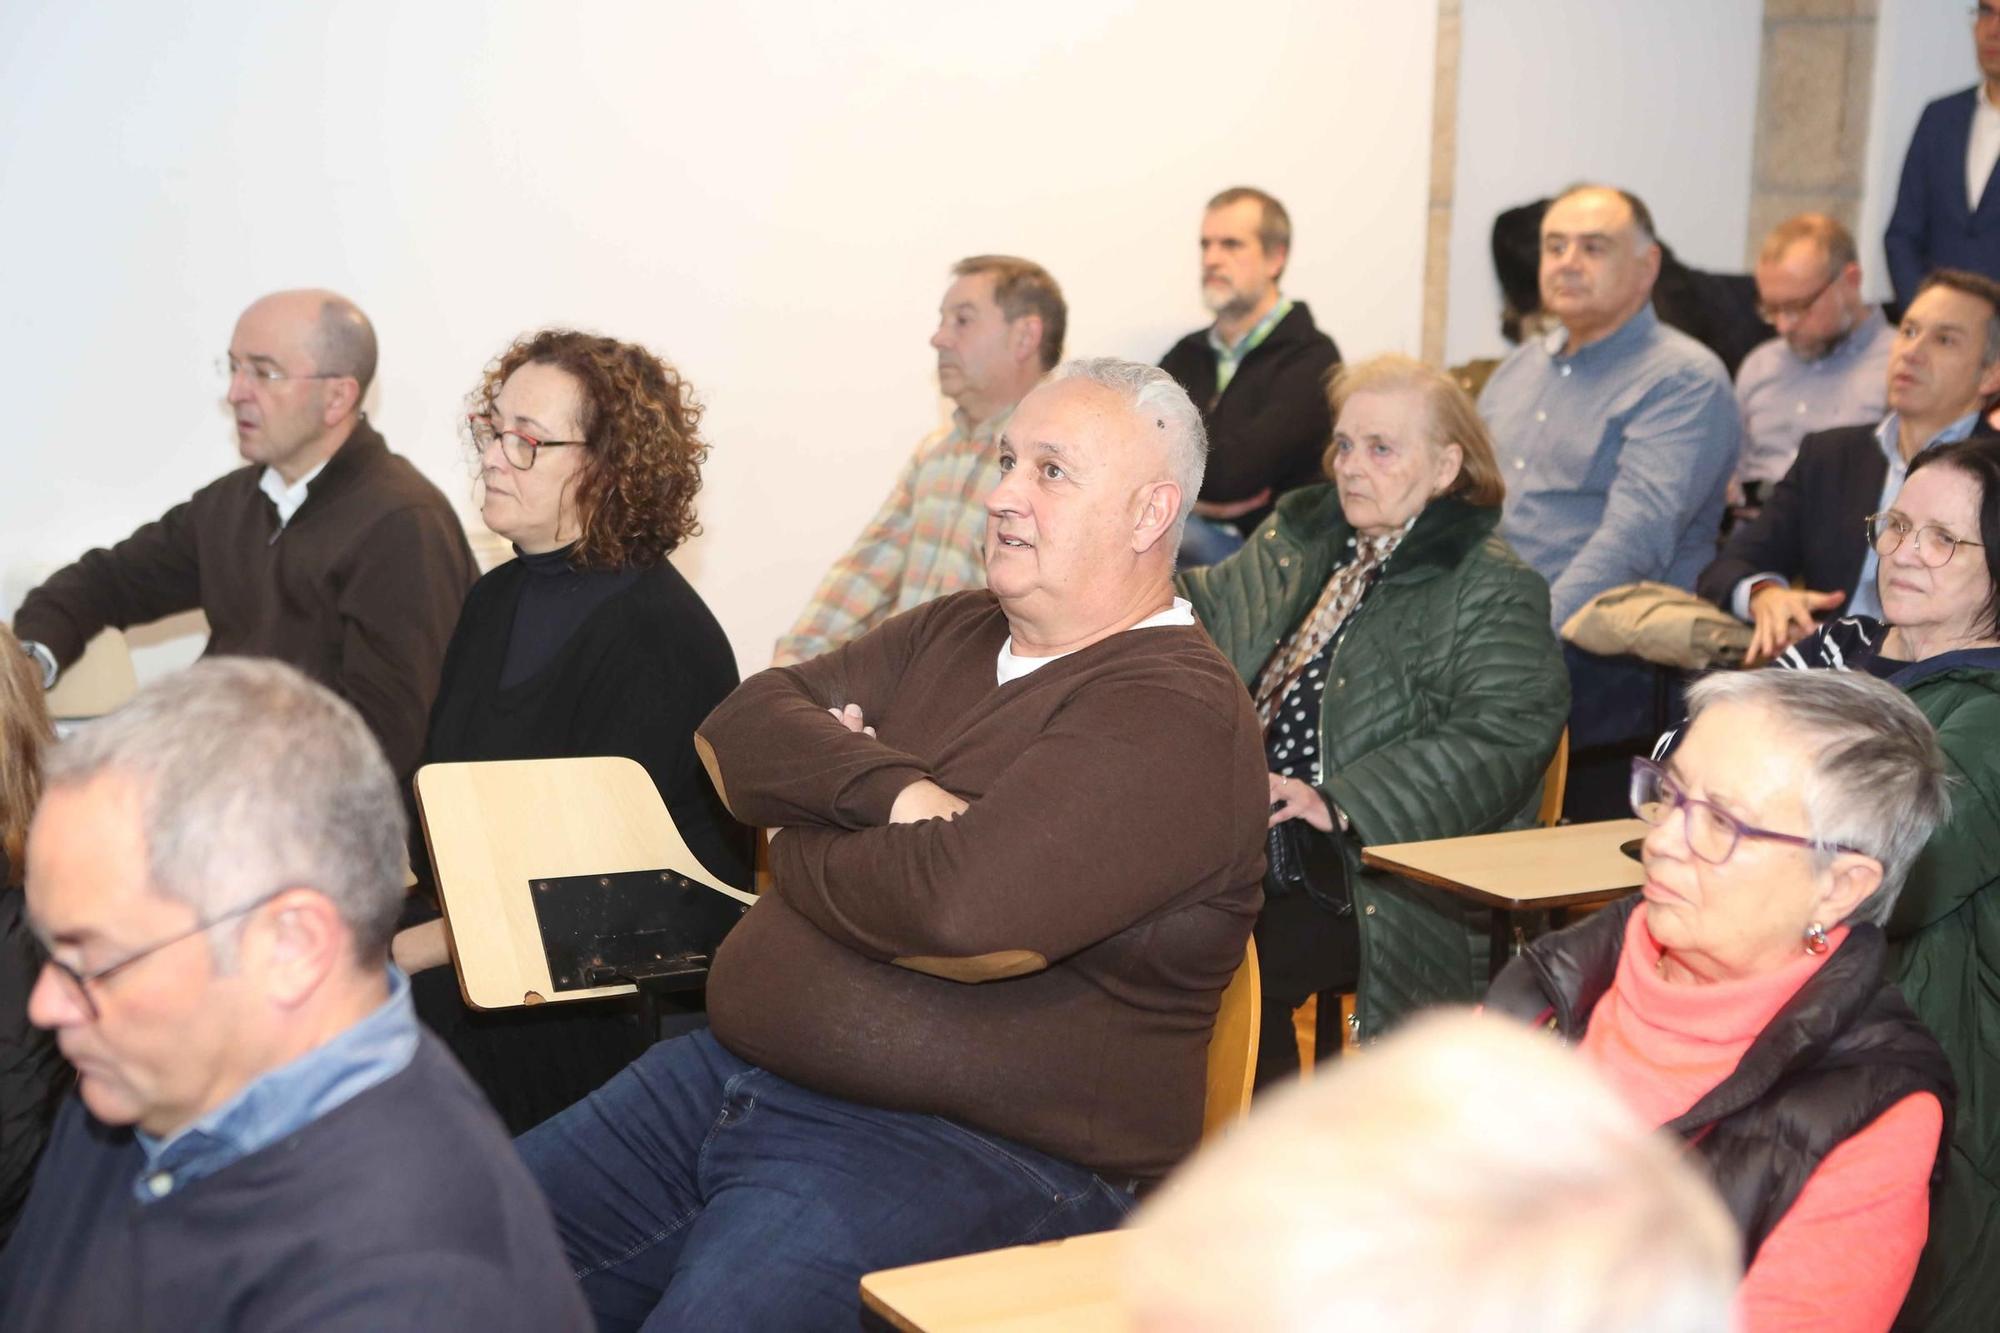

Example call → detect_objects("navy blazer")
1886 87 2000 309
1698 416 2000 613
1697 424 1884 612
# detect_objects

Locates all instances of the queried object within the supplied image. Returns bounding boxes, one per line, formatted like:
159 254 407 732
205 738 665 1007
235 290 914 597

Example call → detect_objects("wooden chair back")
44 628 136 720
1201 938 1261 1138
412 755 751 1011
1535 726 1571 829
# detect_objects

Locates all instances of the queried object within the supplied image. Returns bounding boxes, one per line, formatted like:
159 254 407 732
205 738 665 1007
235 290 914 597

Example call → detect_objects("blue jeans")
514 1030 1137 1332
1178 514 1246 567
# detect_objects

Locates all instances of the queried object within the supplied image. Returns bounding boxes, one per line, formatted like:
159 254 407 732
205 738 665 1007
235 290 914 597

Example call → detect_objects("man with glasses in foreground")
1732 214 1893 511
0 659 588 1330
7 289 474 780
1699 268 2000 664
1488 668 1955 1331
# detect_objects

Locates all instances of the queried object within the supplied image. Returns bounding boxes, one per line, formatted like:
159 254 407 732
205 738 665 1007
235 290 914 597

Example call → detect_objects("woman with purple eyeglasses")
1487 669 1956 1333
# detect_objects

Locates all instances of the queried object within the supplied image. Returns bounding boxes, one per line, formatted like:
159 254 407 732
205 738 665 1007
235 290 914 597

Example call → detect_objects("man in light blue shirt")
1735 214 1895 493
1479 185 1741 633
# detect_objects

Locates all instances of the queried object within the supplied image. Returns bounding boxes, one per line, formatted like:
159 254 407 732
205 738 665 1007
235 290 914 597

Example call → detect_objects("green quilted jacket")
1885 665 2000 1332
1178 486 1568 1039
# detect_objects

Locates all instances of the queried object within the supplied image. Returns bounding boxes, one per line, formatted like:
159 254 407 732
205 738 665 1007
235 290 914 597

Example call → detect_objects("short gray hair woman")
1488 668 1954 1327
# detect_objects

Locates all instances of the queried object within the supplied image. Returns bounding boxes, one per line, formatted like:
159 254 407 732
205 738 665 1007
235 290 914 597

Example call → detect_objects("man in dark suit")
1698 270 2000 663
1884 7 2000 311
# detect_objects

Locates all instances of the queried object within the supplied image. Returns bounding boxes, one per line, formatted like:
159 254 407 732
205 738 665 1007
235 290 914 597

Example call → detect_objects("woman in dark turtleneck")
393 329 751 1133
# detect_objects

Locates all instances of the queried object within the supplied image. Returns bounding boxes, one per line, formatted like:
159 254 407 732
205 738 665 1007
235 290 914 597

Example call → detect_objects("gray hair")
44 658 407 964
1127 1012 1739 1332
1684 670 1949 926
309 294 379 396
1045 357 1208 549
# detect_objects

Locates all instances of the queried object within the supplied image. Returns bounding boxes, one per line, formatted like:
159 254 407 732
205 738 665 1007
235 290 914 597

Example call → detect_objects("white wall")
1444 0 1764 366
1858 1 1983 303
0 1 1440 677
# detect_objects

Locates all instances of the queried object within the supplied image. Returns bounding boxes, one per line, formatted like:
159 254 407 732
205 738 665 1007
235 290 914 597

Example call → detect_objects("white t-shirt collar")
995 597 1196 685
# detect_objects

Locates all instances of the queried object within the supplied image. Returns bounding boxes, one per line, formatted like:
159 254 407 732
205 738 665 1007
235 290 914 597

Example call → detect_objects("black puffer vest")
1486 897 1956 1264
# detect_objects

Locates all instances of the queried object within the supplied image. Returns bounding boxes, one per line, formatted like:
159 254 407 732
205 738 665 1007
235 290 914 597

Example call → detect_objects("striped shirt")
772 407 1009 666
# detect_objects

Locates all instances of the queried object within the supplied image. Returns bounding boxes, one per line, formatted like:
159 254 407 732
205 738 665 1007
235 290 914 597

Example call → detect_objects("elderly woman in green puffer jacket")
1179 353 1568 1085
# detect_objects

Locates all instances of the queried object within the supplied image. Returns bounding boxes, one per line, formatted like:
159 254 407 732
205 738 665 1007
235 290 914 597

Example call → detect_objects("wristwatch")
18 639 57 690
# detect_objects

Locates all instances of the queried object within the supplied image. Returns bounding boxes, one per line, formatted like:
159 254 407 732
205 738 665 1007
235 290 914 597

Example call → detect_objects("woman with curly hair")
393 329 751 1132
0 625 66 1247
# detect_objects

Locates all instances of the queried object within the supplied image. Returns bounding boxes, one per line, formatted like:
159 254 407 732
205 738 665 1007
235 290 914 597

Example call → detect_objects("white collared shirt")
1969 87 2000 212
258 459 329 529
995 597 1196 685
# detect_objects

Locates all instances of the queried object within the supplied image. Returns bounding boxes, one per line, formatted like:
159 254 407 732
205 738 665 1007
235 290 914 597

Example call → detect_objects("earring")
1804 922 1830 955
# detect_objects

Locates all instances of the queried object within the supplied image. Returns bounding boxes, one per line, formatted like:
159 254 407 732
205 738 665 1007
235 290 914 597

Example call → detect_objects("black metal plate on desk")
530 867 749 993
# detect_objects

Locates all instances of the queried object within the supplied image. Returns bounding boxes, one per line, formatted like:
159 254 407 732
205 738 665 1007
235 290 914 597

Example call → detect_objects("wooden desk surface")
1361 818 1648 911
861 1229 1131 1333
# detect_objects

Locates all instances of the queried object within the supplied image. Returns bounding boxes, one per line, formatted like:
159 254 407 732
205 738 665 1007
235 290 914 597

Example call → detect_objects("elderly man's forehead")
1012 379 1148 452
25 771 165 936
230 292 331 359
1542 189 1636 236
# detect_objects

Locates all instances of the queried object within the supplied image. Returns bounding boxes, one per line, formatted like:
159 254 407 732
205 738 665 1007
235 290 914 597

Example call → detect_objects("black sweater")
1158 301 1342 533
0 1034 589 1331
415 551 752 892
0 870 67 1251
405 552 751 1132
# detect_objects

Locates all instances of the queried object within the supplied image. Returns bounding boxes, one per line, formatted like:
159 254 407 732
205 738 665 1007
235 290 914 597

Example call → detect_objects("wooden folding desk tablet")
413 755 755 1011
861 1228 1132 1333
1360 818 1648 976
1359 818 1649 912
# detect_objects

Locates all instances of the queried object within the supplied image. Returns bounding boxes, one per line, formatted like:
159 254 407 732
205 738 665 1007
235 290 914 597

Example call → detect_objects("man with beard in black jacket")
1160 187 1341 565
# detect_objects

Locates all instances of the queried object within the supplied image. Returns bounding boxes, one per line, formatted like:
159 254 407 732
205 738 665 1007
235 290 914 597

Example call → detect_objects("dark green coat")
1886 664 2000 1332
1178 487 1569 1038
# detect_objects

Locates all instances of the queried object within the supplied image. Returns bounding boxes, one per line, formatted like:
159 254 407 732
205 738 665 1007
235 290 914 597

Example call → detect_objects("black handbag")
1263 818 1354 917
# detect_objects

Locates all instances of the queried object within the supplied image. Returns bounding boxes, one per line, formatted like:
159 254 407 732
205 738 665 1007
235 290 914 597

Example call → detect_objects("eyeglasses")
216 354 350 386
1865 510 1984 568
1754 269 1839 325
36 889 287 1023
467 414 588 471
1629 758 1856 866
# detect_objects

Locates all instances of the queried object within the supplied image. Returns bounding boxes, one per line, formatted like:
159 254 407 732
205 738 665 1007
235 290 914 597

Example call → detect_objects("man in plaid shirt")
773 256 1065 666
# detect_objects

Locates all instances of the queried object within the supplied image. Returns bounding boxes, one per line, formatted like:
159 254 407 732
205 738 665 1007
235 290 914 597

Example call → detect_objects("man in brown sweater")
9 290 475 781
515 358 1268 1329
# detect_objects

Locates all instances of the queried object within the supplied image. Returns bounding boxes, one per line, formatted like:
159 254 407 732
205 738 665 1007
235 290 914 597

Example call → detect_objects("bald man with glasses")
8 290 475 780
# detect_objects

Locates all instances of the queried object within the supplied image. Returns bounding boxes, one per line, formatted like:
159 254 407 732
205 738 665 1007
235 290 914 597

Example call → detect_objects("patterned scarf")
1251 526 1408 728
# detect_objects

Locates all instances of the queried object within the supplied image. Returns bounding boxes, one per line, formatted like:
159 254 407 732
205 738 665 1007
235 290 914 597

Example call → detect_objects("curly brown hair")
471 330 709 568
0 624 53 882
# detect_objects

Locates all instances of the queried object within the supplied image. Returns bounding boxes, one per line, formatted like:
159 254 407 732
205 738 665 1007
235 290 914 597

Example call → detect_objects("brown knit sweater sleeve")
705 593 1266 971
12 496 205 667
698 598 954 831
769 664 1251 968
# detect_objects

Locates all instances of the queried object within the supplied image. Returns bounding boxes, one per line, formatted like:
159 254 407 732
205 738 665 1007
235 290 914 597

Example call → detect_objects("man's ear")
245 887 346 1010
1010 315 1043 366
1816 852 1885 930
320 376 361 425
1977 349 2000 401
1132 480 1182 555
